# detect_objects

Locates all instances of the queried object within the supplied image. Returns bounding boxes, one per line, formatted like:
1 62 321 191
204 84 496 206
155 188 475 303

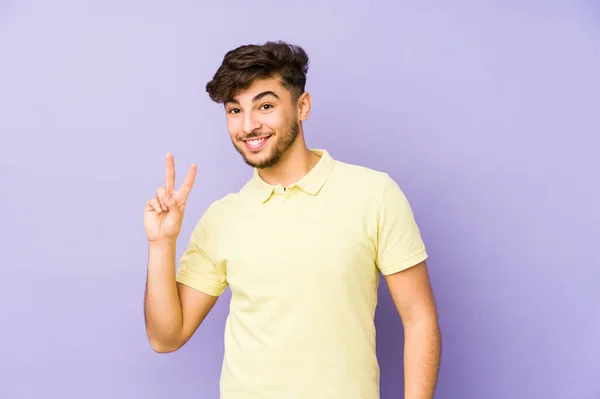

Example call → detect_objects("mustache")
238 131 273 141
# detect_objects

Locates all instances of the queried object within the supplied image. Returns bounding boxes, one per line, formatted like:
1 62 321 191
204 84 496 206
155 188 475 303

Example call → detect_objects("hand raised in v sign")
144 153 197 243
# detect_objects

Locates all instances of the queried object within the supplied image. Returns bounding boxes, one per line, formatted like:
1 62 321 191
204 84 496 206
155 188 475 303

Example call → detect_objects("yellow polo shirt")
176 149 427 399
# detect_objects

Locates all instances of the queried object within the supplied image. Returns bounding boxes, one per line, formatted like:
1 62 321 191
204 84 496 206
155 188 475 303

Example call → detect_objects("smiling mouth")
242 135 272 151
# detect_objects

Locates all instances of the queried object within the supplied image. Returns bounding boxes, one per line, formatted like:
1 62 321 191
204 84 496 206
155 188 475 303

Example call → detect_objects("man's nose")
243 113 261 135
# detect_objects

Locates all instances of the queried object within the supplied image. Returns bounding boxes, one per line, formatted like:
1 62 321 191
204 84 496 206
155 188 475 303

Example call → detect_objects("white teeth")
248 138 265 146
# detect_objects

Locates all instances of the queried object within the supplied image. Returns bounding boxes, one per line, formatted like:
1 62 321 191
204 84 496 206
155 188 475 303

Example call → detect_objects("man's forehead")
240 78 282 96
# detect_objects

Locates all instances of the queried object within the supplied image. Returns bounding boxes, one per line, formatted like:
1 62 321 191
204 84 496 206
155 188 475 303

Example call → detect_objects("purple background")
1 1 599 398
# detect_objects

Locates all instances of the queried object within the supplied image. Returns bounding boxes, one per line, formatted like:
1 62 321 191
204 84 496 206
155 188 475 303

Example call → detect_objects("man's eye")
260 104 272 110
228 108 240 114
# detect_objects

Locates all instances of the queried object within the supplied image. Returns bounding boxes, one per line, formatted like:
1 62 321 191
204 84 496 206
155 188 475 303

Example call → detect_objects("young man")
143 41 441 399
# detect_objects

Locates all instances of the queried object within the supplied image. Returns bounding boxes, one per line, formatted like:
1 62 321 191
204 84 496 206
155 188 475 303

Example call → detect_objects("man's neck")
257 144 320 188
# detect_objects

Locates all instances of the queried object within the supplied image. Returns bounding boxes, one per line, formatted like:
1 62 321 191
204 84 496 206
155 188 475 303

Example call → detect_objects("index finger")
179 163 197 200
165 153 175 194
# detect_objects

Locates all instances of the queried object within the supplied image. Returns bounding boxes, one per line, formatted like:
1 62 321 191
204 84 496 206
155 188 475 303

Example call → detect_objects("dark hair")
205 41 309 104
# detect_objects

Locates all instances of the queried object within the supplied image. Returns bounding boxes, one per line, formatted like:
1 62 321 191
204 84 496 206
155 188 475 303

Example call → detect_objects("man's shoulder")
331 158 392 192
203 191 240 216
196 172 260 221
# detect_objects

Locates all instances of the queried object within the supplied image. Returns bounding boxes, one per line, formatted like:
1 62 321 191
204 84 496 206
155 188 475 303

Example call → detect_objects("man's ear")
297 92 311 122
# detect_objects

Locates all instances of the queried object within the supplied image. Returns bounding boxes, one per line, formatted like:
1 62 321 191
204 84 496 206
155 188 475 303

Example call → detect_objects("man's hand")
144 153 197 243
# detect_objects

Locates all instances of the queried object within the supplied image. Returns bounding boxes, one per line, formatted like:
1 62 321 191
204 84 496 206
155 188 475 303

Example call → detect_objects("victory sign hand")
144 153 197 243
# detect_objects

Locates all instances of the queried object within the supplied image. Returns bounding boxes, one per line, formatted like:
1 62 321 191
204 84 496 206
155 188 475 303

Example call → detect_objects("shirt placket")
273 185 294 245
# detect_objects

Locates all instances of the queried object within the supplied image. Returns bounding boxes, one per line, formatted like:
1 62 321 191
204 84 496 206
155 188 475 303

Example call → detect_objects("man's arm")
144 240 218 353
385 260 441 399
143 153 223 353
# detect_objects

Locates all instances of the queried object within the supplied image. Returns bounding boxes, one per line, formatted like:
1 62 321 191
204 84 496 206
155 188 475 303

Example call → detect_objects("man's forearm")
404 319 442 399
144 240 184 351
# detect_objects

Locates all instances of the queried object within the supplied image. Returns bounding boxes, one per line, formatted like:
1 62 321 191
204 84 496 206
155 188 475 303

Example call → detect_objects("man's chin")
240 150 274 169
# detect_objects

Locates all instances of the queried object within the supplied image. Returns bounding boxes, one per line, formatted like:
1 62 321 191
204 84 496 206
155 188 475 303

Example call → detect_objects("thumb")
163 192 183 220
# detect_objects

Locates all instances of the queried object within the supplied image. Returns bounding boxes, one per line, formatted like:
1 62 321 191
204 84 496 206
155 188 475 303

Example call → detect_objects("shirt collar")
245 149 335 203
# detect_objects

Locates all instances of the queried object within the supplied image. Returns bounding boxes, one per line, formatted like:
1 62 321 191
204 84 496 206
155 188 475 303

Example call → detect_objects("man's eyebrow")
224 90 280 106
252 91 279 102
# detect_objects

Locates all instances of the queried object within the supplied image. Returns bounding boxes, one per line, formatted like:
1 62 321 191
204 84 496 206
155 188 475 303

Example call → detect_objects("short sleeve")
175 204 227 296
376 175 428 275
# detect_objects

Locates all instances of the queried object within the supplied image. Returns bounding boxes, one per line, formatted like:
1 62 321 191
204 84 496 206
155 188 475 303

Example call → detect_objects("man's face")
224 77 300 169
